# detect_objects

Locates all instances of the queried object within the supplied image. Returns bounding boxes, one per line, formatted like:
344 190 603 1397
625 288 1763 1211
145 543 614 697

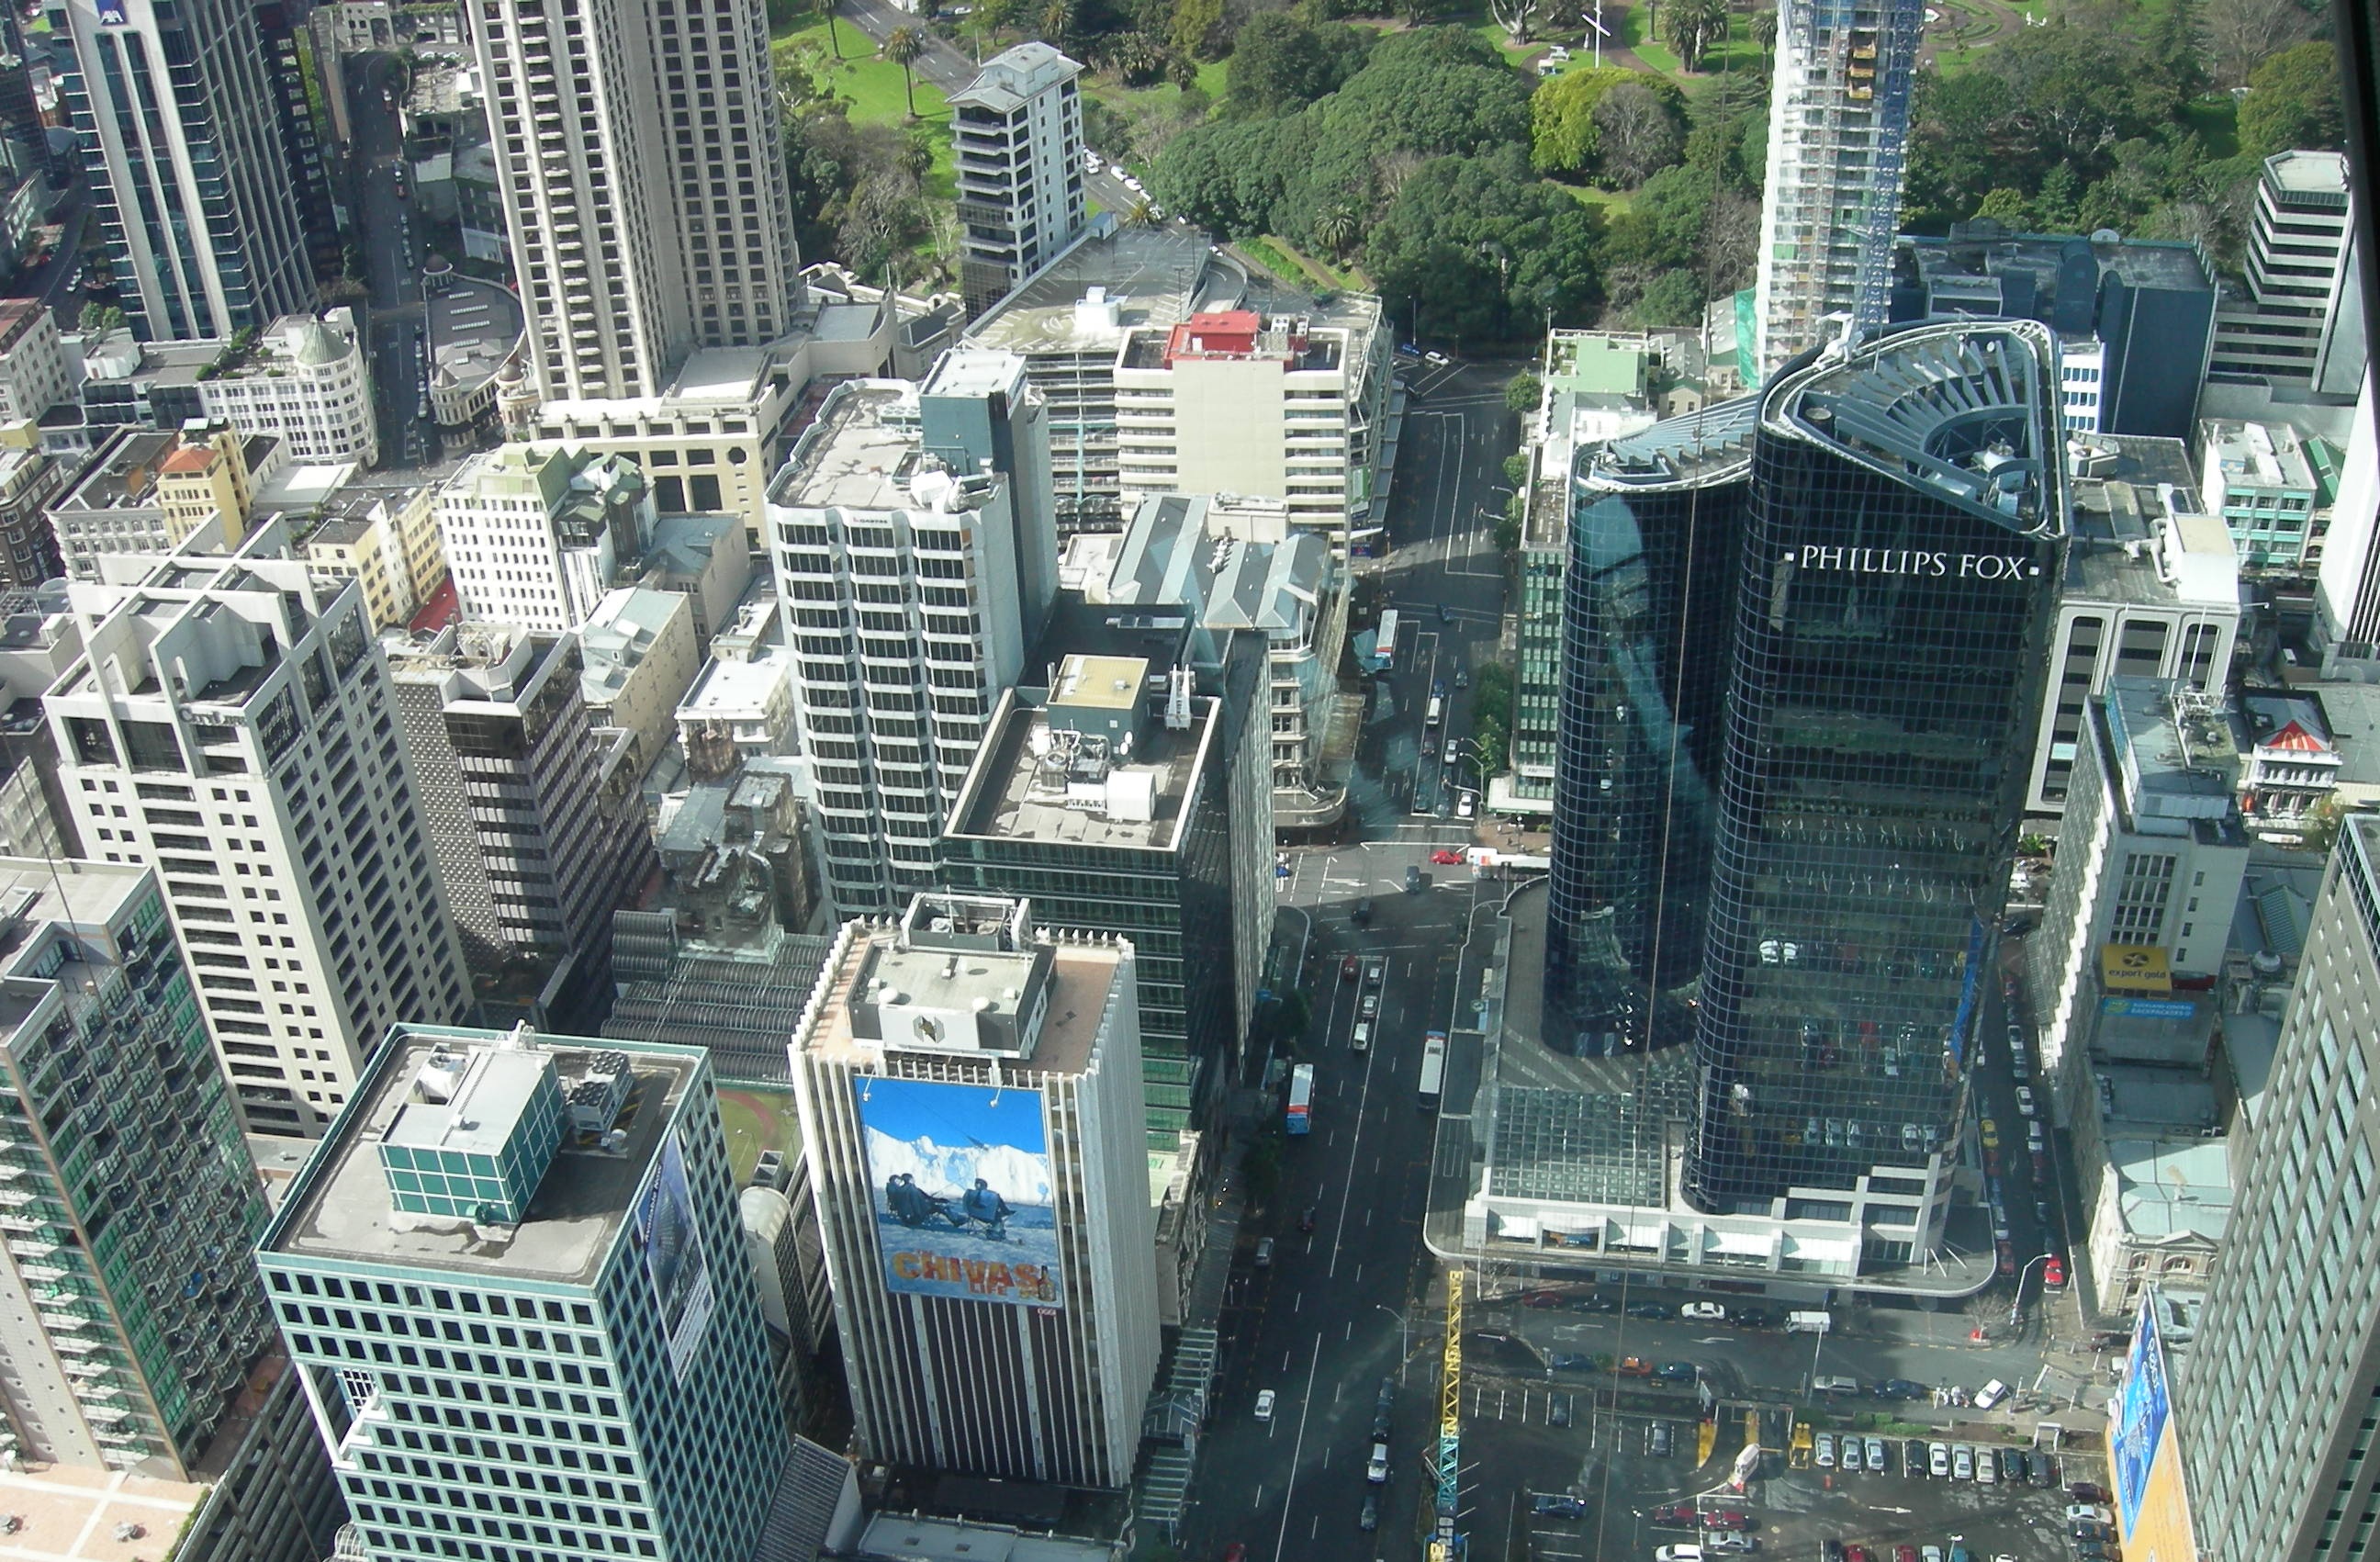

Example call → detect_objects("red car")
1521 1289 1564 1309
1983 1148 2002 1177
1223 1548 1246 1562
1341 955 1359 980
2045 1253 2066 1287
1430 848 1465 865
1649 1504 1700 1528
1697 1511 1751 1532
1996 1241 2015 1275
1895 1547 1919 1562
2071 1481 2109 1503
1845 1547 1870 1562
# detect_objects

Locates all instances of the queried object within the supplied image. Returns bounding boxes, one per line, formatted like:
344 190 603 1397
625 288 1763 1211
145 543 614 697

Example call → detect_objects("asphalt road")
347 52 439 470
1179 356 1521 1562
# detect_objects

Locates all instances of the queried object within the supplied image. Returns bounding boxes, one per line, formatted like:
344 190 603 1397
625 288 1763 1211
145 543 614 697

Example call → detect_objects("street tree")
882 25 925 118
1666 0 1727 71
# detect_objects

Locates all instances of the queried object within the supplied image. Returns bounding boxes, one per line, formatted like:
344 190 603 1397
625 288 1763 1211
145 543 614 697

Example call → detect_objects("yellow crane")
1427 1270 1464 1562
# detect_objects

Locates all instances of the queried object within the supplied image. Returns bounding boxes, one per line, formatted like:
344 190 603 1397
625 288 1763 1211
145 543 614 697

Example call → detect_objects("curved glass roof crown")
1763 320 2065 537
1582 395 1760 491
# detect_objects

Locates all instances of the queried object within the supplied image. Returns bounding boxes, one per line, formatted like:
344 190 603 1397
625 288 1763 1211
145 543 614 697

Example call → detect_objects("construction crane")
1427 1270 1465 1562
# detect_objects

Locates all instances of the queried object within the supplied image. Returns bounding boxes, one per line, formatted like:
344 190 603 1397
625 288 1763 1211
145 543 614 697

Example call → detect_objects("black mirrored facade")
1688 322 2068 1216
1545 403 1757 1054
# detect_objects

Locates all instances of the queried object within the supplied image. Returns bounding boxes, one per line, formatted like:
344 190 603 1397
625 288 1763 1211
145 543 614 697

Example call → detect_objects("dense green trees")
1529 66 1685 178
1223 13 1369 115
2238 41 2343 158
1365 147 1603 342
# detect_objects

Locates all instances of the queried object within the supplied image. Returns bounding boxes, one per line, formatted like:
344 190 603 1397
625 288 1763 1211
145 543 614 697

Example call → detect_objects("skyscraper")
2172 815 2380 1561
1689 320 2066 1220
44 525 470 1137
472 0 804 400
49 0 311 342
0 857 274 1474
950 44 1086 315
2208 150 2367 399
1751 0 1923 376
790 893 1159 1486
1544 399 1756 1051
256 1025 793 1562
765 380 1050 916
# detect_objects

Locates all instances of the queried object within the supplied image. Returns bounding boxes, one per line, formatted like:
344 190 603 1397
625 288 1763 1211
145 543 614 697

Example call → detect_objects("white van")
1352 1021 1373 1053
1973 1378 2010 1410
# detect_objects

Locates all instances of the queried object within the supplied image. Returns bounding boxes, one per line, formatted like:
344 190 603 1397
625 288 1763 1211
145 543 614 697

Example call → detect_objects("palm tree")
1749 6 1777 67
899 130 936 185
1667 0 1727 69
1314 205 1360 259
883 25 925 118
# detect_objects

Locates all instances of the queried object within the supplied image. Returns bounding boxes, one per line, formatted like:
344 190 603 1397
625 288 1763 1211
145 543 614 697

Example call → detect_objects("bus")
1287 1063 1315 1135
1374 609 1399 670
1418 1031 1446 1112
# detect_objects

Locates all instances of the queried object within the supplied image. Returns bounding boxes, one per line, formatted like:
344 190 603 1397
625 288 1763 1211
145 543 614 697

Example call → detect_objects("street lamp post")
1377 1304 1412 1384
2009 1252 2054 1330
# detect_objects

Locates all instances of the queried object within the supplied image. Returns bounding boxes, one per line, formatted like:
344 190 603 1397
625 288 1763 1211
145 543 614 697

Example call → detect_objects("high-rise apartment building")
437 444 656 633
49 0 311 342
950 43 1086 315
1690 320 2066 1220
1751 0 1924 376
44 526 469 1136
765 380 1048 915
0 857 276 1476
256 1025 793 1562
2318 373 2380 655
2209 150 2367 399
1544 399 1755 1049
2172 814 2380 1561
472 0 803 400
387 624 652 1009
790 893 1159 1486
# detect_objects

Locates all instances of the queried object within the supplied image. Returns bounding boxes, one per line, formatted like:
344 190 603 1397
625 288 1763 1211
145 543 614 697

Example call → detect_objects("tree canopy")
1529 66 1685 178
2237 40 2345 158
1364 146 1603 343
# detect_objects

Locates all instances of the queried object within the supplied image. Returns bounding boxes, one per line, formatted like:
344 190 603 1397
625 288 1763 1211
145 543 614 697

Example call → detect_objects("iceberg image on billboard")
856 1076 1061 1309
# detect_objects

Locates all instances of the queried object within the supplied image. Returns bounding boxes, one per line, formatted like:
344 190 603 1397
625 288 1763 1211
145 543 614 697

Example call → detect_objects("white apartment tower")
1751 0 1924 376
472 0 805 401
42 525 470 1137
2210 150 2367 398
790 893 1159 1485
766 380 1046 916
950 43 1086 315
437 443 657 632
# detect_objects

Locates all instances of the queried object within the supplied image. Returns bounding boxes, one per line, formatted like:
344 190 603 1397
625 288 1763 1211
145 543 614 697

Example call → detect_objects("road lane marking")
1267 1333 1326 1562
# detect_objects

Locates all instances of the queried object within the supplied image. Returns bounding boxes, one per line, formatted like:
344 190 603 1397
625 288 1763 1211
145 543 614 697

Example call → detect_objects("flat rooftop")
1901 228 2213 299
965 225 1219 356
771 383 938 512
263 1029 702 1284
855 1512 1116 1562
2267 148 2349 196
2108 678 2241 796
797 924 1115 1078
0 1462 207 1562
949 693 1212 852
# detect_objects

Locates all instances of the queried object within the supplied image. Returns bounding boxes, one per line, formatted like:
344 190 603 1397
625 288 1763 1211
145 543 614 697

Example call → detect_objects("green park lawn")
716 1084 795 1186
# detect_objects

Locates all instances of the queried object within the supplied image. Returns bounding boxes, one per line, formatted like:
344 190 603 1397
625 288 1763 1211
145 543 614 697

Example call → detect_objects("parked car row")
1513 1290 1779 1329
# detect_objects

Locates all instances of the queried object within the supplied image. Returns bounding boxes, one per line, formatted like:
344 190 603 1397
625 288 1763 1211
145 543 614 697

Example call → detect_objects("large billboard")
632 1129 716 1382
2112 1295 2172 1534
855 1077 1061 1308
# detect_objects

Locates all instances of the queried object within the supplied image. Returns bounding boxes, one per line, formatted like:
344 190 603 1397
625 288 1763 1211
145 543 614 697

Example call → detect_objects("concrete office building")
1751 0 1924 374
1887 225 2218 439
471 0 803 401
766 380 1047 915
1544 398 1755 1049
2198 415 2339 574
1504 332 1663 815
919 347 1060 641
1113 304 1392 550
50 0 311 342
579 586 702 775
2027 434 2240 815
2172 815 2380 1562
387 624 652 1013
2210 151 2367 399
0 858 274 1476
437 443 656 633
47 422 275 583
256 1025 795 1562
0 299 73 425
943 647 1274 1150
2025 680 2251 1088
1690 320 2066 1223
950 44 1086 315
45 527 470 1136
195 310 378 468
0 435 66 589
790 893 1160 1486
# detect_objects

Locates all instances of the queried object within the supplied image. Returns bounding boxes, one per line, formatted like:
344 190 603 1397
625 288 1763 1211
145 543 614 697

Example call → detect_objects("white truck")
1785 1309 1833 1334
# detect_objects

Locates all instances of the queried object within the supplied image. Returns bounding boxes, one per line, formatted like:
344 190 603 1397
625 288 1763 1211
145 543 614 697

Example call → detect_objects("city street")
1178 356 1520 1562
346 52 440 470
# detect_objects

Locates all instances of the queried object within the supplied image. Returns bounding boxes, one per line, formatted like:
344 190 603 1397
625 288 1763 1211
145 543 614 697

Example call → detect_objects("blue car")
1532 1496 1588 1518
1549 1353 1595 1372
1653 1362 1697 1383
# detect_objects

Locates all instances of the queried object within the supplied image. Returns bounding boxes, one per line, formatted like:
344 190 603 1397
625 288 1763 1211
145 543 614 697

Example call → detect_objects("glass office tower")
1545 400 1757 1051
1690 320 2068 1219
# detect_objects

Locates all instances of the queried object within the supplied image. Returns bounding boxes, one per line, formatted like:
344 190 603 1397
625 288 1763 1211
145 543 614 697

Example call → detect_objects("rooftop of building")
1105 493 1327 635
2105 1134 2233 1243
2094 1062 2222 1132
387 622 566 706
948 677 1216 853
427 276 526 398
772 380 1005 515
0 297 48 355
0 1459 208 1561
1120 309 1342 373
52 428 178 511
2201 416 2328 495
207 310 360 380
2106 678 2243 801
1897 221 2215 300
2090 975 2221 1067
260 1026 705 1284
796 912 1117 1078
1767 319 2061 535
964 223 1224 356
678 606 796 723
1546 331 1658 398
949 40 1083 113
2265 148 2350 197
852 1512 1119 1562
921 346 1028 401
0 857 152 1046
253 460 362 516
1582 394 1758 489
581 587 688 695
533 332 822 421
69 330 219 394
642 511 741 579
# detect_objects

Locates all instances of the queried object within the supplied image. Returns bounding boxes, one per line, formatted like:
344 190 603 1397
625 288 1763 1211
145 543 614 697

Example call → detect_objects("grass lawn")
2183 95 2240 160
772 15 956 197
717 1084 796 1186
1235 236 1308 287
1561 184 1634 215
